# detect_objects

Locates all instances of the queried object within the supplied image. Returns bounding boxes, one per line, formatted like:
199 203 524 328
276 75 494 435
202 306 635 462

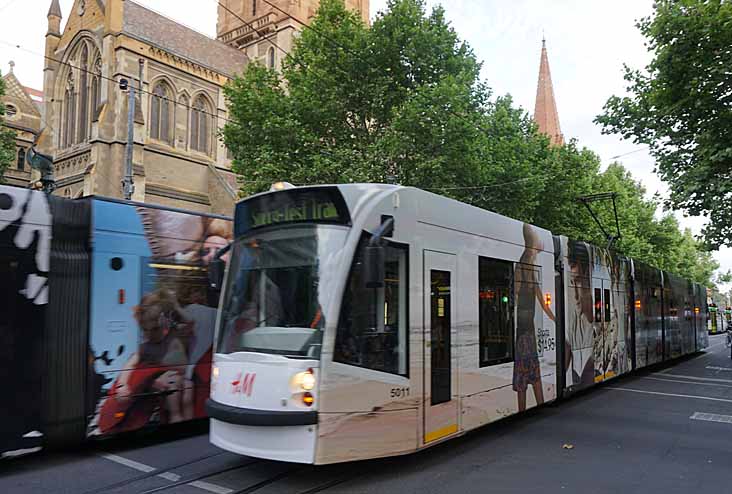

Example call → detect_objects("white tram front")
207 184 560 464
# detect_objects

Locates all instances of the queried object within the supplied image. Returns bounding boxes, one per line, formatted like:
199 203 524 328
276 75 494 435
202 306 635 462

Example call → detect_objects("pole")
122 60 143 200
123 83 135 200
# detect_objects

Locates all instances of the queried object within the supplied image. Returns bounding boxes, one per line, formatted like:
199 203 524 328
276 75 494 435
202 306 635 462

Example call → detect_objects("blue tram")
0 185 231 457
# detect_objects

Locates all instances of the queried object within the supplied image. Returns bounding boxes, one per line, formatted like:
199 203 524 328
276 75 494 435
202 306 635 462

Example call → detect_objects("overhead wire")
0 0 20 14
610 147 649 160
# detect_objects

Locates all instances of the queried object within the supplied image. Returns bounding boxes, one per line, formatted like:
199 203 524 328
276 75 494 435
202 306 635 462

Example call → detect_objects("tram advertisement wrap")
87 202 231 437
564 240 631 391
0 187 51 455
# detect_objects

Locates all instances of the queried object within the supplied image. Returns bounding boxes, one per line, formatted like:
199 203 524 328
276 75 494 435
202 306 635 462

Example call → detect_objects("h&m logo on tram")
230 372 256 397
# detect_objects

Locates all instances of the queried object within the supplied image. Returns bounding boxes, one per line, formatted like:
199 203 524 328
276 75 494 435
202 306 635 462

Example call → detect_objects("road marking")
100 453 233 494
690 412 732 424
656 343 728 372
607 387 732 404
189 480 234 494
643 376 732 389
652 372 732 384
706 366 732 372
157 472 181 482
100 453 156 473
1 447 42 458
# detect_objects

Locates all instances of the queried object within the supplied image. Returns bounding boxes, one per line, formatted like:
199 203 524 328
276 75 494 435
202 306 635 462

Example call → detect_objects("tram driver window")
478 257 514 367
334 235 408 376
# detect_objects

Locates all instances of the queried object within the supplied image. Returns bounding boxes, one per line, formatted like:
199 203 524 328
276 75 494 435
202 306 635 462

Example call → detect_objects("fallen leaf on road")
562 444 574 450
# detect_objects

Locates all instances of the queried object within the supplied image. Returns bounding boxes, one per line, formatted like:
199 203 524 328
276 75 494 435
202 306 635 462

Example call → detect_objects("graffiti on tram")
87 203 231 437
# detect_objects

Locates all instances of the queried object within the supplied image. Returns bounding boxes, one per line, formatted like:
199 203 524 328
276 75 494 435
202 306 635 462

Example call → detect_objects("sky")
0 0 729 290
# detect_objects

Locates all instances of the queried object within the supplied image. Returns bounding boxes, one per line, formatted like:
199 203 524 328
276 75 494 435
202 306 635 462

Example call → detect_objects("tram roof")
236 183 555 252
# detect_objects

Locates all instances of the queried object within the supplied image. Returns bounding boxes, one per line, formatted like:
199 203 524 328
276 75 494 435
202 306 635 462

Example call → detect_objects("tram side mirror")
208 259 225 292
364 244 385 289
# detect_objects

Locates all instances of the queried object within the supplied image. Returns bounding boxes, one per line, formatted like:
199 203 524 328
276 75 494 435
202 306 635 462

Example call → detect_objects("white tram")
206 184 707 464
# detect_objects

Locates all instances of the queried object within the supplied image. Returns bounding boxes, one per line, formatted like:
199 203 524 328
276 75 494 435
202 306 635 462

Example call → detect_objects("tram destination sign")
235 186 351 235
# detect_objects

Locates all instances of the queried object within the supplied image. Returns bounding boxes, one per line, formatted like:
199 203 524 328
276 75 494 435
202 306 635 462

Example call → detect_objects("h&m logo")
231 372 256 397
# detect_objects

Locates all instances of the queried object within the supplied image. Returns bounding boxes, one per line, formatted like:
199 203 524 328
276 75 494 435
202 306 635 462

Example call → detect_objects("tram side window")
334 235 408 376
594 288 602 323
478 257 514 367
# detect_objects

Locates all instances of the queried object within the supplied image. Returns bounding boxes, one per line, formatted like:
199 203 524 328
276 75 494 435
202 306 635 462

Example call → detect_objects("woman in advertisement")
98 290 194 434
94 211 233 435
513 224 555 411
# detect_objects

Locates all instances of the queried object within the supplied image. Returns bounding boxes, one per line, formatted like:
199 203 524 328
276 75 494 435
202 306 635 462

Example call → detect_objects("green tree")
596 0 732 249
225 0 512 204
224 0 719 286
0 74 16 182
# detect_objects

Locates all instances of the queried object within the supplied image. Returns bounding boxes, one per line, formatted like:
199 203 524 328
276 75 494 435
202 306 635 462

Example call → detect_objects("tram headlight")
293 368 316 391
212 366 220 378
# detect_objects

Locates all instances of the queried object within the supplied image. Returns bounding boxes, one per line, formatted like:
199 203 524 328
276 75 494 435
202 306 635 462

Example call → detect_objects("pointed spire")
47 0 62 18
533 38 564 147
47 0 62 36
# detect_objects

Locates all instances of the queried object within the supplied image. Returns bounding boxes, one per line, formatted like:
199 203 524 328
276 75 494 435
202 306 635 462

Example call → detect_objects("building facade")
1 63 43 187
40 0 249 213
35 0 370 214
217 0 368 69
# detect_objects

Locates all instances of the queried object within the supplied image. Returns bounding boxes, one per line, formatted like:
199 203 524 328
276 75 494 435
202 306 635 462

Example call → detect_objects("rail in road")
3 334 732 494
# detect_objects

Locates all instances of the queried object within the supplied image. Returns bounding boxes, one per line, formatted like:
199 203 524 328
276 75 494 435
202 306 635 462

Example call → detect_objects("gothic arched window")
252 0 256 16
91 56 101 122
150 81 173 144
17 148 25 171
78 45 89 142
190 95 211 155
64 71 76 148
268 47 275 69
60 40 101 149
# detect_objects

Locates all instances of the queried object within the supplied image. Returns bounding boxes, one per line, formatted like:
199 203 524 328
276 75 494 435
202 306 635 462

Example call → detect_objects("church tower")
533 38 564 146
217 0 369 69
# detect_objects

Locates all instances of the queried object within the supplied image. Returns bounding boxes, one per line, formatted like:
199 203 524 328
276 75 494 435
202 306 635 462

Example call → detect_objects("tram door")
423 251 459 444
592 280 613 382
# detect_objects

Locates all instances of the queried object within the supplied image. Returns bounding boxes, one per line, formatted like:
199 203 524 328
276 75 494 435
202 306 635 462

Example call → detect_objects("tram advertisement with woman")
88 201 232 437
0 184 231 458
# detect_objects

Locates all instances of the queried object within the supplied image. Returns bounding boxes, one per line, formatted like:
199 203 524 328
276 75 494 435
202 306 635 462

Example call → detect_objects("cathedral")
3 0 368 214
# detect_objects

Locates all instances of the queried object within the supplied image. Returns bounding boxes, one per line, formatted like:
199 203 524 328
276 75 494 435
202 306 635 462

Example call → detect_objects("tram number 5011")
390 387 410 399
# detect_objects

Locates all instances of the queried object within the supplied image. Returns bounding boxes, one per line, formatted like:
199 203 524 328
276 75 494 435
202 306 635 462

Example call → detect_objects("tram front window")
216 225 346 359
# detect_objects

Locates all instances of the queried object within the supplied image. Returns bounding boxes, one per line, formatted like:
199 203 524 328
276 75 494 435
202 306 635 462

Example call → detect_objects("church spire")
533 38 564 146
47 0 62 36
47 0 61 18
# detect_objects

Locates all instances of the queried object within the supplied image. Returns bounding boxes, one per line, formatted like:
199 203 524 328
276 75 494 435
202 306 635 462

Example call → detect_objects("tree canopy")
0 74 15 182
596 0 732 249
224 0 720 286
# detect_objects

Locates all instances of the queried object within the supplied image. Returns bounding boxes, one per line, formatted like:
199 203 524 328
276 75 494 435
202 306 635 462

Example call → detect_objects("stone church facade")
35 0 369 214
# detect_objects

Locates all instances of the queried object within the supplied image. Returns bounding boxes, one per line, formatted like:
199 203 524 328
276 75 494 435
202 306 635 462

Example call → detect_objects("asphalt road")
3 334 732 494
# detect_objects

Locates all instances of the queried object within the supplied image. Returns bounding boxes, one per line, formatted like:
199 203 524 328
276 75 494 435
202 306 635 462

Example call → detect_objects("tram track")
84 450 234 494
136 458 265 494
134 458 367 494
228 467 306 494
